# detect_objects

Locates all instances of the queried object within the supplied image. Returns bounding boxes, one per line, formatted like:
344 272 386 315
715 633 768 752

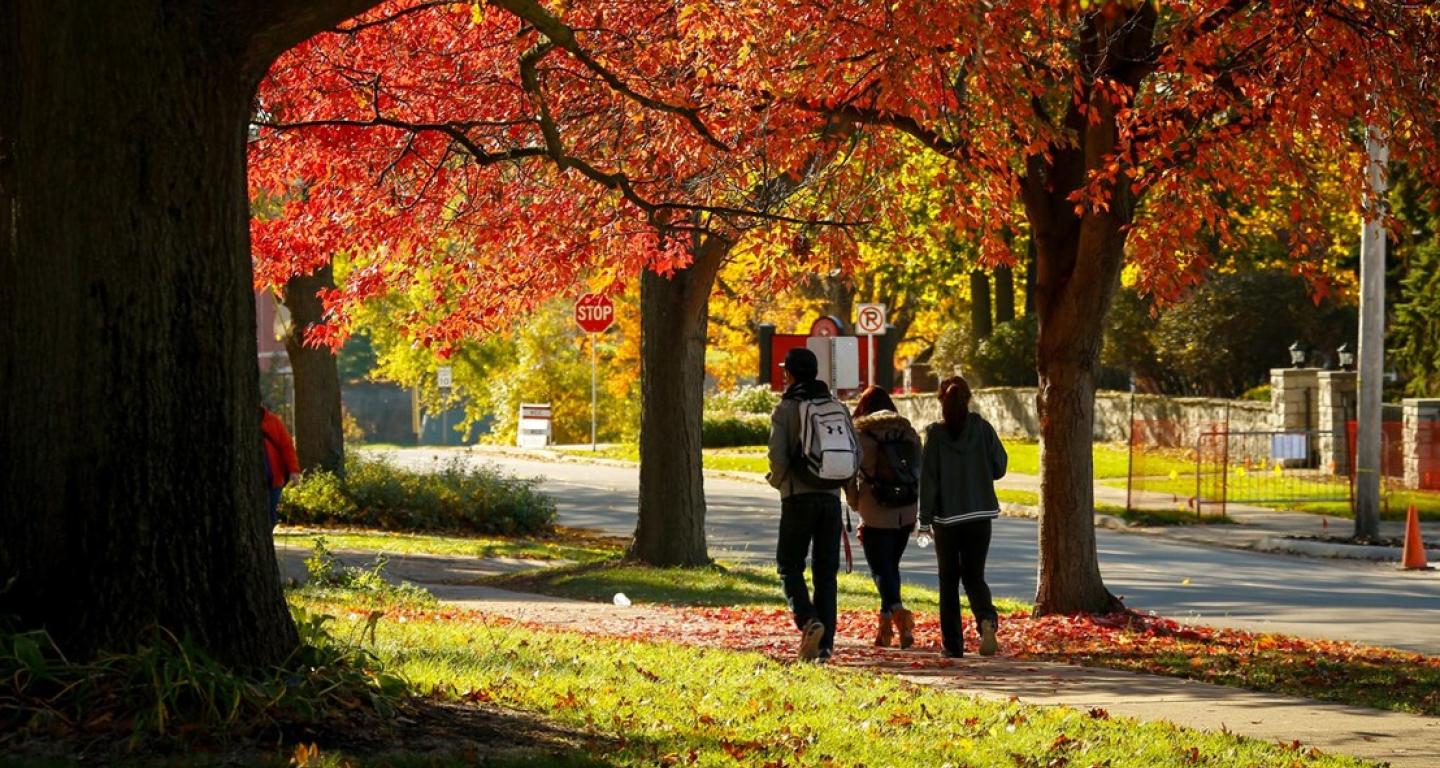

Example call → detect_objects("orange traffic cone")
1401 505 1429 570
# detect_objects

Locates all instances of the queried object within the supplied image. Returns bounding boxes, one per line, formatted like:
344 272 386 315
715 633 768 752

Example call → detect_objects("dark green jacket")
919 413 1007 527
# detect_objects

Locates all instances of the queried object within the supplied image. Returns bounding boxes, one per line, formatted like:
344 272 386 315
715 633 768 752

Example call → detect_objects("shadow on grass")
1 695 619 768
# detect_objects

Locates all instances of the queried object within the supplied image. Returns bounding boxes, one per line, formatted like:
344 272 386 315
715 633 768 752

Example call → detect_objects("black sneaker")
798 619 825 661
816 649 832 664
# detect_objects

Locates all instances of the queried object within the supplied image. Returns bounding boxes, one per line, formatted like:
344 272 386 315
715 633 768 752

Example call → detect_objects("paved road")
381 448 1440 655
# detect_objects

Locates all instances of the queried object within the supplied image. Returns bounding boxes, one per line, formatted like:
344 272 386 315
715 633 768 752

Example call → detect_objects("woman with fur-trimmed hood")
845 386 923 648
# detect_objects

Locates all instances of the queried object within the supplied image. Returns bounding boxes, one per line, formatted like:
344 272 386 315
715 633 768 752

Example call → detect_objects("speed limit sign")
855 303 887 336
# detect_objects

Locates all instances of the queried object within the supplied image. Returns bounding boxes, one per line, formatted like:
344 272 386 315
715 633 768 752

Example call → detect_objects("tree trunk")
1024 239 1038 316
0 0 378 665
1026 161 1133 614
628 238 728 567
994 266 1015 324
969 270 993 339
283 265 345 476
1031 232 1128 614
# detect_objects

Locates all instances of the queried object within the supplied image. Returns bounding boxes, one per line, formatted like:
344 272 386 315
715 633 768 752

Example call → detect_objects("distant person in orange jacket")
261 405 300 528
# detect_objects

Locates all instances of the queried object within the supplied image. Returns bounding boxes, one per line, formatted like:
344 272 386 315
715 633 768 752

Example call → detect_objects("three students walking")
768 365 1006 661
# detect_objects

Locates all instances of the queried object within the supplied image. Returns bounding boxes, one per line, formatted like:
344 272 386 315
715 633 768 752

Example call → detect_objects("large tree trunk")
1030 225 1128 614
628 238 728 567
969 270 993 339
994 266 1015 324
1024 239 1038 316
0 0 378 665
1022 3 1153 616
283 265 345 476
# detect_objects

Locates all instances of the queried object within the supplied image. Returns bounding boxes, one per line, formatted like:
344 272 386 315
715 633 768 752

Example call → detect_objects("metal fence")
1193 428 1354 517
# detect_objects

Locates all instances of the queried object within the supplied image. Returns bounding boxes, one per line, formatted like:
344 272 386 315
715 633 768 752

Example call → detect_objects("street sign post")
855 303 886 389
575 294 616 450
436 366 453 444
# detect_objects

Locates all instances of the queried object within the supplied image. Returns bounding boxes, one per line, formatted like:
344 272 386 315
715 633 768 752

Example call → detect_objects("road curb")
1256 535 1440 565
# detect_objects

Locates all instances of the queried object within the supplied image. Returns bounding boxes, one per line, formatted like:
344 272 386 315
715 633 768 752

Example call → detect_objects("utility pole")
1355 128 1388 540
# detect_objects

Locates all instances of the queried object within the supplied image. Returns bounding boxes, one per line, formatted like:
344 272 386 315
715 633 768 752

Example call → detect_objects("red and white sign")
574 293 615 334
855 303 887 336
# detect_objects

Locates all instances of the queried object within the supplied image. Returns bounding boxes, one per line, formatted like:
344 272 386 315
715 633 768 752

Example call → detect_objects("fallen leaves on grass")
342 600 1440 718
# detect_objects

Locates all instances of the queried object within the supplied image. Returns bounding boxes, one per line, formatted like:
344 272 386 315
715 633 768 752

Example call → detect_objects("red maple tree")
708 0 1440 612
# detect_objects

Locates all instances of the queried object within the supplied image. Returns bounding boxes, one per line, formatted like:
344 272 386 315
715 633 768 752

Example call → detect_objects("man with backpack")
845 386 922 649
767 347 861 662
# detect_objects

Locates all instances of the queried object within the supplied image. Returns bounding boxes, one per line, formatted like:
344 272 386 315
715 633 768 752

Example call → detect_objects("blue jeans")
859 524 913 614
776 493 841 652
268 487 282 528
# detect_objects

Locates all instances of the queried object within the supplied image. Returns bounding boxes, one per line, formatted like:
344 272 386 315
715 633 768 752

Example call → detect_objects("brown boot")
894 607 915 649
979 619 999 657
873 612 894 647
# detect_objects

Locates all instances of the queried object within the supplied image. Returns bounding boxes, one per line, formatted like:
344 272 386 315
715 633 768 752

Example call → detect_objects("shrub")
281 454 556 535
701 413 771 447
968 315 1039 387
1241 383 1272 402
298 537 435 607
704 385 779 415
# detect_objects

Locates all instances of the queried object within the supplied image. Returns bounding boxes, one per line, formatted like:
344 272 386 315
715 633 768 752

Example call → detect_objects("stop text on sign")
575 293 615 334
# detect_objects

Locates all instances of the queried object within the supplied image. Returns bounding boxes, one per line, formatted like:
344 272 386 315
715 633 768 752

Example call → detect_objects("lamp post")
1337 343 1355 371
1289 341 1307 369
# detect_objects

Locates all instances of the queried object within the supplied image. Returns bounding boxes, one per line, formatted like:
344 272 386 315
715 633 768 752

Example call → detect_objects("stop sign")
574 293 615 334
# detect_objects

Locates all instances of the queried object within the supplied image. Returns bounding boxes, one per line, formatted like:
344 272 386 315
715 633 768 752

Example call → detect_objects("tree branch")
492 0 731 151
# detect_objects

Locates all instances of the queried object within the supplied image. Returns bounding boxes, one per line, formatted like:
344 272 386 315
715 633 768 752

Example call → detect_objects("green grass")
1097 503 1235 526
997 490 1230 526
997 488 1040 506
1003 440 1195 479
1111 474 1440 521
484 558 1031 615
285 594 1375 768
562 445 771 474
275 526 619 563
569 441 1200 481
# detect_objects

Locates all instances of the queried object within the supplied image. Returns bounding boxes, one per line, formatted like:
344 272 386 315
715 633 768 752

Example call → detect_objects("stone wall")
892 388 1269 443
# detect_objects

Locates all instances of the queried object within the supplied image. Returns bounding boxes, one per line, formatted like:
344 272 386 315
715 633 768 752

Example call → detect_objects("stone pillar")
1403 399 1440 490
1270 368 1321 467
1316 370 1357 475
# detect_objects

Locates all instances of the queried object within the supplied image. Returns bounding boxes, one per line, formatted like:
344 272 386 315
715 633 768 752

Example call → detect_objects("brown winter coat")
844 410 921 529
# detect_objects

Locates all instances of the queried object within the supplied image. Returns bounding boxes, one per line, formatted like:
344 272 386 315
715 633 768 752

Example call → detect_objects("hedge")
280 454 556 535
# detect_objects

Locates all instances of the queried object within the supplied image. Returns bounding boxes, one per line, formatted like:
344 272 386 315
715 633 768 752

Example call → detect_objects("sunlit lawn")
482 557 1029 616
1110 473 1440 521
274 526 620 563
287 591 1379 768
568 441 1197 481
283 530 1439 720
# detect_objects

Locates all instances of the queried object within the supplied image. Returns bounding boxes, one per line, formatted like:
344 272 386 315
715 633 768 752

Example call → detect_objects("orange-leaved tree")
250 0 882 566
715 0 1440 612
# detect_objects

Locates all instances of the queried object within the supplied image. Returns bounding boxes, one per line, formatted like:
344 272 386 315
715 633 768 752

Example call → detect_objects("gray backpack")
794 397 861 488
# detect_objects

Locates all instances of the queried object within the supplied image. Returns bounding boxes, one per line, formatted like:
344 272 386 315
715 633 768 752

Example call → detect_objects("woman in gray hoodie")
844 386 923 648
918 375 1007 657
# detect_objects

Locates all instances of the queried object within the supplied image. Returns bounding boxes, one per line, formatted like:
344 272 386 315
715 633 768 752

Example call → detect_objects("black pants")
859 524 913 614
776 492 841 652
933 519 998 656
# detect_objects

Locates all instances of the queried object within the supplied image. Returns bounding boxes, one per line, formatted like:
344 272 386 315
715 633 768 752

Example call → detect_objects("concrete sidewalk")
277 545 1440 768
459 444 1440 564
